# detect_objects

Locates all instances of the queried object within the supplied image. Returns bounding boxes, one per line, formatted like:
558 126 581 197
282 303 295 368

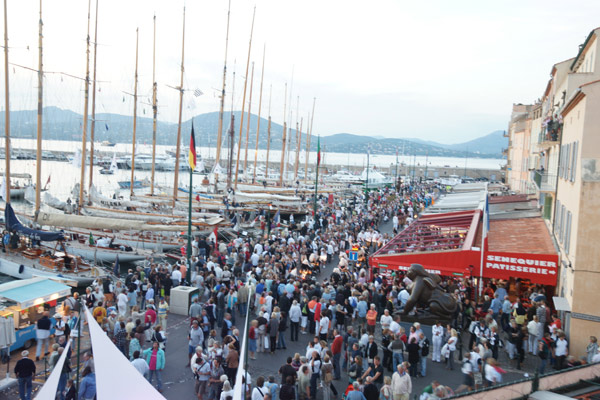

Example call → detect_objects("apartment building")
506 27 600 356
506 104 532 193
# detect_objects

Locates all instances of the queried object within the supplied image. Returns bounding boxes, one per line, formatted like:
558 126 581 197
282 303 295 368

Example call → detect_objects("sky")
1 0 600 144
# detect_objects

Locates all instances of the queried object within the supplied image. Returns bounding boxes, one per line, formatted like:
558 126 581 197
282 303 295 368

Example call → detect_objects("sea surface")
8 138 504 167
0 138 506 203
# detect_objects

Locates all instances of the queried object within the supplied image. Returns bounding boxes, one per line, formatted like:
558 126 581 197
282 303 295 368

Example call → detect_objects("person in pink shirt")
143 341 165 392
144 306 157 341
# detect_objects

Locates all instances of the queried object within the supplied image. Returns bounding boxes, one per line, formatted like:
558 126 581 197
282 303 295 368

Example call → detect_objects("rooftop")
374 210 480 255
488 217 556 254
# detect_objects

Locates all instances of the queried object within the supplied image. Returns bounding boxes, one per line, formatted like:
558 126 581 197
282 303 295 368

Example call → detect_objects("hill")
0 107 504 158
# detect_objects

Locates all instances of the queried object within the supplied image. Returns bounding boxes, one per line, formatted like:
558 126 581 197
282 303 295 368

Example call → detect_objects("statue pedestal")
394 312 452 327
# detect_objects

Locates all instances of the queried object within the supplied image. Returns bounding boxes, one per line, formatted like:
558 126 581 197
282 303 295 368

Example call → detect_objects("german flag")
317 135 321 166
188 122 197 170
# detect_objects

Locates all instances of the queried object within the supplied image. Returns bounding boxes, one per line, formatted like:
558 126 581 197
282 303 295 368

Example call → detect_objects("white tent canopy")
35 340 71 400
35 310 164 400
84 308 165 399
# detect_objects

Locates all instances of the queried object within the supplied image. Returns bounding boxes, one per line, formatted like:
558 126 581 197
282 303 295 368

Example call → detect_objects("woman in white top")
446 329 458 370
220 380 234 400
555 332 569 370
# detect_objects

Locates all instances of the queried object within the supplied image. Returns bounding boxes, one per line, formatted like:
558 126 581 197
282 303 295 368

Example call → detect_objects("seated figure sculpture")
402 264 457 317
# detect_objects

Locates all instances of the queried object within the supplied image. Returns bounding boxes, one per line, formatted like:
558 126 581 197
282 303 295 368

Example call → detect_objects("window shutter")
571 141 578 182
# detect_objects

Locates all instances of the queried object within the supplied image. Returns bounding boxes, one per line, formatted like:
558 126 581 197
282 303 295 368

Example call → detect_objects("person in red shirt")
331 330 343 380
308 297 318 335
366 305 378 335
313 300 322 336
145 306 157 341
549 315 562 338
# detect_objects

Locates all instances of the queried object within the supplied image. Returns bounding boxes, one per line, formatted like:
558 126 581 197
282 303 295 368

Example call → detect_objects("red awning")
371 249 478 278
370 210 481 278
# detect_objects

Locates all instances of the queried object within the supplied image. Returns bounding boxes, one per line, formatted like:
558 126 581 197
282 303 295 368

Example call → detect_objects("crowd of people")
29 178 598 400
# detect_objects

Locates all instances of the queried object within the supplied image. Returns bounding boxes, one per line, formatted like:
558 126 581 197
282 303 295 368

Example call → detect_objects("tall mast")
78 0 92 212
305 98 316 183
129 28 139 197
172 7 186 204
226 64 236 191
34 0 43 216
265 84 272 177
226 115 235 190
150 14 157 195
3 0 10 202
88 0 98 192
278 83 287 187
234 7 255 190
214 0 231 171
252 44 265 184
294 117 302 181
242 62 254 177
304 111 310 183
292 95 299 181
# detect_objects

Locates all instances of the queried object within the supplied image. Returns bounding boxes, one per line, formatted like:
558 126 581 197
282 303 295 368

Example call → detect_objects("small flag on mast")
317 136 321 166
113 254 120 277
188 122 197 171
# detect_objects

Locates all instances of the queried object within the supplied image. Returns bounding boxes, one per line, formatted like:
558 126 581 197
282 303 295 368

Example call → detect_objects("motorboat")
360 168 394 188
440 174 462 186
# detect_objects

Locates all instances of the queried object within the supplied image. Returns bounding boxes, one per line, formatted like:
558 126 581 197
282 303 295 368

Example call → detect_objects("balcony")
538 123 562 149
533 170 557 192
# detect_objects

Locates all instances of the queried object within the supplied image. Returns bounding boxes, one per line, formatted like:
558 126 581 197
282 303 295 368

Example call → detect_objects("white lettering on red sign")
485 262 555 275
486 255 557 268
396 265 442 275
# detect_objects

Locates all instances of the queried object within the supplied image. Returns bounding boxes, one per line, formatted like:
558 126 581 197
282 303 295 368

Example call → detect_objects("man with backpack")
418 332 430 377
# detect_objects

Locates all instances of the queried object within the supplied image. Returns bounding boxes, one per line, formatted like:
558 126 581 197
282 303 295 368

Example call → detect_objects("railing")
533 170 557 192
538 122 563 144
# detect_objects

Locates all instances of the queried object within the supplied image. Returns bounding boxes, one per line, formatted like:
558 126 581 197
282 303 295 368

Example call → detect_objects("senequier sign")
483 251 559 286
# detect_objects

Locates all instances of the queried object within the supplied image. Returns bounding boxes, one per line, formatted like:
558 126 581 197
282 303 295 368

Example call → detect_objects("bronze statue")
402 264 457 317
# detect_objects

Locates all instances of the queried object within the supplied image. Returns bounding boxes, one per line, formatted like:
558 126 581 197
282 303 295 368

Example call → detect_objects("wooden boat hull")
0 254 97 287
65 243 152 263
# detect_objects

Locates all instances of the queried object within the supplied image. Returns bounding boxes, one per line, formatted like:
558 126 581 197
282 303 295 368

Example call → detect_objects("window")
571 141 578 182
566 143 571 180
565 211 572 255
558 145 564 178
554 200 561 233
560 205 566 244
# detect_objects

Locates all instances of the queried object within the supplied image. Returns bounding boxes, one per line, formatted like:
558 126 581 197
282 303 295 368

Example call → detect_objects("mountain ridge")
0 107 505 158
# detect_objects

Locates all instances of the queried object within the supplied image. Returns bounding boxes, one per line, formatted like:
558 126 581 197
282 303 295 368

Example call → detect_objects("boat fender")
18 264 24 274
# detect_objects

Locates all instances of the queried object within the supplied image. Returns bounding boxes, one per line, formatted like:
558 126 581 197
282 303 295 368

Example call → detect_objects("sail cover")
4 203 64 241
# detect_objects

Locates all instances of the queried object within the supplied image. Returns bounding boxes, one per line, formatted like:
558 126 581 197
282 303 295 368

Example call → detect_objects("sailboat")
100 153 117 174
1 205 101 287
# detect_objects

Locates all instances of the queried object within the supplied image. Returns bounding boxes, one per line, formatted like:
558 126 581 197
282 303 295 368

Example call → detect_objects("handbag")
264 336 270 349
441 343 449 358
474 372 483 385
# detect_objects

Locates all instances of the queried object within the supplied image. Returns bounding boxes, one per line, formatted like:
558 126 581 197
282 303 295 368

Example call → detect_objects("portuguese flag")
188 122 197 170
317 135 321 166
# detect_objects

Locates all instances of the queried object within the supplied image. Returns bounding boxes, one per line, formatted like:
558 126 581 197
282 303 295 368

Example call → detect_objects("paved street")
0 220 545 399
159 220 542 399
